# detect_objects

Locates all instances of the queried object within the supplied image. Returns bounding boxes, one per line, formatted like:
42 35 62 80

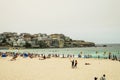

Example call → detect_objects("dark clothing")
94 77 98 80
74 60 78 68
71 60 74 68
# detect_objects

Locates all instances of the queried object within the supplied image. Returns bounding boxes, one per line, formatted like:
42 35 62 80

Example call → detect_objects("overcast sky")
0 0 120 44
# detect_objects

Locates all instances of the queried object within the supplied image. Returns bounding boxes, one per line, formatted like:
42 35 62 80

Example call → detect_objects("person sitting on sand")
10 54 18 61
100 74 106 80
85 63 90 65
43 55 46 59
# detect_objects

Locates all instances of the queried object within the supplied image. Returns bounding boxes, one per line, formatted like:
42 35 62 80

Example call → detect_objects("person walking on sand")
71 59 74 68
100 74 106 80
94 77 98 80
74 60 78 68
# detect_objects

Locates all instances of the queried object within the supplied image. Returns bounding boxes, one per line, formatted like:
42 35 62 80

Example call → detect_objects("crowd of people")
0 51 112 80
0 51 120 62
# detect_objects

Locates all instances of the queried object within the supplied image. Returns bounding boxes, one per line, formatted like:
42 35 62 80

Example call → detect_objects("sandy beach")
0 57 120 80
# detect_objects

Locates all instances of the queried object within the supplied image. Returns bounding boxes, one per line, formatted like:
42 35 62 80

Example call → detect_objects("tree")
2 38 6 43
24 42 31 48
38 41 48 48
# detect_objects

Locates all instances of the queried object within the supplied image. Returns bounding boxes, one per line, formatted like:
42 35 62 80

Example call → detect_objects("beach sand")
0 57 120 80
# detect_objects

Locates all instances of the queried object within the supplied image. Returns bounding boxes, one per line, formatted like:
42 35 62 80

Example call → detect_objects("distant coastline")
95 43 120 47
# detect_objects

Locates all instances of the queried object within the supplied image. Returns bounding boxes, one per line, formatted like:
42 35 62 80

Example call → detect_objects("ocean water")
0 44 120 59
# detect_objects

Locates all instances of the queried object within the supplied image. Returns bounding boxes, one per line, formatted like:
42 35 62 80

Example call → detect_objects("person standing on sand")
100 74 106 80
94 77 98 80
74 60 78 68
71 60 74 68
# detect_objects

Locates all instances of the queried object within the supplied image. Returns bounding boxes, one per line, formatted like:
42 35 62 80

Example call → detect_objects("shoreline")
0 49 120 61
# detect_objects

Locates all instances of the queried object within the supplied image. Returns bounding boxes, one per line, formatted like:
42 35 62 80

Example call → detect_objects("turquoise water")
0 44 120 59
